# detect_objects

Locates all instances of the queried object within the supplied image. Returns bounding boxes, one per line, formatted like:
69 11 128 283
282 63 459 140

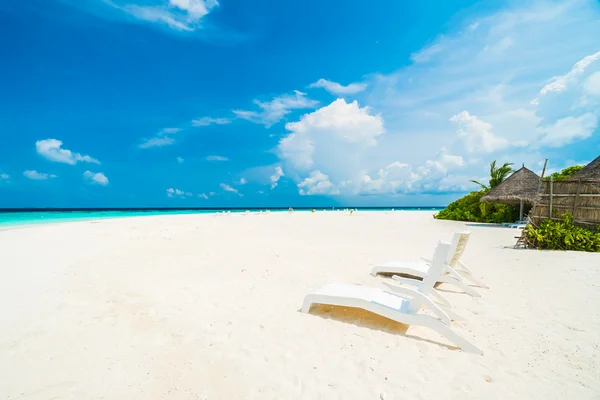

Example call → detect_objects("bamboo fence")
530 177 600 230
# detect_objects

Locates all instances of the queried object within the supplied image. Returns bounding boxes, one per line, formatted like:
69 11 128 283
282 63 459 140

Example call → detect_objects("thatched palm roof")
573 155 600 180
480 166 540 205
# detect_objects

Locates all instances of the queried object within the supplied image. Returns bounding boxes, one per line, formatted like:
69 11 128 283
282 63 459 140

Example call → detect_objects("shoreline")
0 208 440 230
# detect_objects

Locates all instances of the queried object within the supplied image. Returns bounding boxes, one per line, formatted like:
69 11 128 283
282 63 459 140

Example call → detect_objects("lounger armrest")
382 282 451 325
391 275 423 287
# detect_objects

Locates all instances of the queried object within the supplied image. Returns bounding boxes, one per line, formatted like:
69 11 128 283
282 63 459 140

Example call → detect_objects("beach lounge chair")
301 242 483 354
371 231 488 297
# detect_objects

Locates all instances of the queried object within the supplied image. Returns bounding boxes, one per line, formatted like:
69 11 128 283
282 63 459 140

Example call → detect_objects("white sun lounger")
302 242 483 354
371 231 488 296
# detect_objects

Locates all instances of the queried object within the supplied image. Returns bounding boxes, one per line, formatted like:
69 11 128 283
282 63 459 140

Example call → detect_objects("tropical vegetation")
544 165 584 181
435 160 519 223
524 213 600 252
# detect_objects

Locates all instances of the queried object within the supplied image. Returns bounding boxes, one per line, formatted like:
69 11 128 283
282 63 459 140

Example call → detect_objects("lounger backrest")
448 231 470 267
421 241 451 294
408 241 451 313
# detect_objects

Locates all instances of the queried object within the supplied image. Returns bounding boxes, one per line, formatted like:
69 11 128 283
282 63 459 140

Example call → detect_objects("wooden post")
530 159 548 225
549 176 554 218
519 198 524 221
573 179 581 217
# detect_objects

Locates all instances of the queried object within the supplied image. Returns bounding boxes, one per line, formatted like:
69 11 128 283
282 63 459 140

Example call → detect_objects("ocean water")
0 207 442 229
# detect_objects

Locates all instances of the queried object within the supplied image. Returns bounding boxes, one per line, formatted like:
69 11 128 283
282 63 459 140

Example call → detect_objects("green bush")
544 165 584 181
435 190 519 223
524 213 600 252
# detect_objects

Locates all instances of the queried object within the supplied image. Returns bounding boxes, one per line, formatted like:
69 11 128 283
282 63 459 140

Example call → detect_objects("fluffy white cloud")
176 156 184 163
139 128 181 149
539 113 598 147
278 98 384 171
584 72 600 96
233 91 319 127
106 0 219 32
191 117 231 127
206 155 228 161
538 51 600 96
36 139 100 165
308 79 367 95
220 183 239 194
270 166 284 189
0 173 9 180
23 170 57 180
198 193 209 199
83 171 109 186
298 170 340 195
449 111 510 153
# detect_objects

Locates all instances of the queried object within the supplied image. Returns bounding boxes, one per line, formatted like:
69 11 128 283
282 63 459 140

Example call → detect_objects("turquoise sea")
0 208 442 229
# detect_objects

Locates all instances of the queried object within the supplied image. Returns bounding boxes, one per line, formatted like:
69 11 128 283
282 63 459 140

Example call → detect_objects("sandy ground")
1 211 599 399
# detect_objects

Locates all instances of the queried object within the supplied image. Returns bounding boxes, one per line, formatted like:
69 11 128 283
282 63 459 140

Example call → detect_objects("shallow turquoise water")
0 210 214 228
0 208 441 228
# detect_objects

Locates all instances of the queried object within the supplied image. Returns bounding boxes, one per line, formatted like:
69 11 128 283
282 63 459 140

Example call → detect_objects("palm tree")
470 160 514 191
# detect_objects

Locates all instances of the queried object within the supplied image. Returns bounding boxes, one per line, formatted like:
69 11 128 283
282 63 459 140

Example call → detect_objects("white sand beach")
1 211 599 399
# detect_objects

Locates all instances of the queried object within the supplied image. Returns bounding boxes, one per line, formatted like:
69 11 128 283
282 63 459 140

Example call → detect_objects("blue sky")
1 0 599 208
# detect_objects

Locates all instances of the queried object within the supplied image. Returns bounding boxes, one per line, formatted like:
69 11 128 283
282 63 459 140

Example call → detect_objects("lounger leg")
456 260 473 275
438 276 482 297
456 270 490 289
409 314 483 354
429 288 452 309
428 321 483 354
440 306 466 322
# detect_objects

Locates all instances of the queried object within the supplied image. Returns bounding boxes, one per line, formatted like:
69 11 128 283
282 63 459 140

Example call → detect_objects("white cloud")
233 91 319 127
139 128 181 149
239 177 247 185
270 166 284 189
139 137 175 148
449 111 510 153
308 79 367 95
209 191 215 196
176 156 184 163
298 171 340 195
539 51 600 96
206 155 228 161
83 171 109 186
105 0 219 32
0 173 9 180
166 187 187 198
198 193 209 199
23 170 57 180
220 183 239 194
584 72 600 96
36 139 100 165
191 117 231 127
270 1 600 199
539 113 598 147
162 127 182 134
278 98 384 172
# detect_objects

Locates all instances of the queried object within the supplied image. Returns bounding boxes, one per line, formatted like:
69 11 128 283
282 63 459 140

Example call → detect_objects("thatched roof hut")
481 166 540 205
572 155 600 180
481 166 540 220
